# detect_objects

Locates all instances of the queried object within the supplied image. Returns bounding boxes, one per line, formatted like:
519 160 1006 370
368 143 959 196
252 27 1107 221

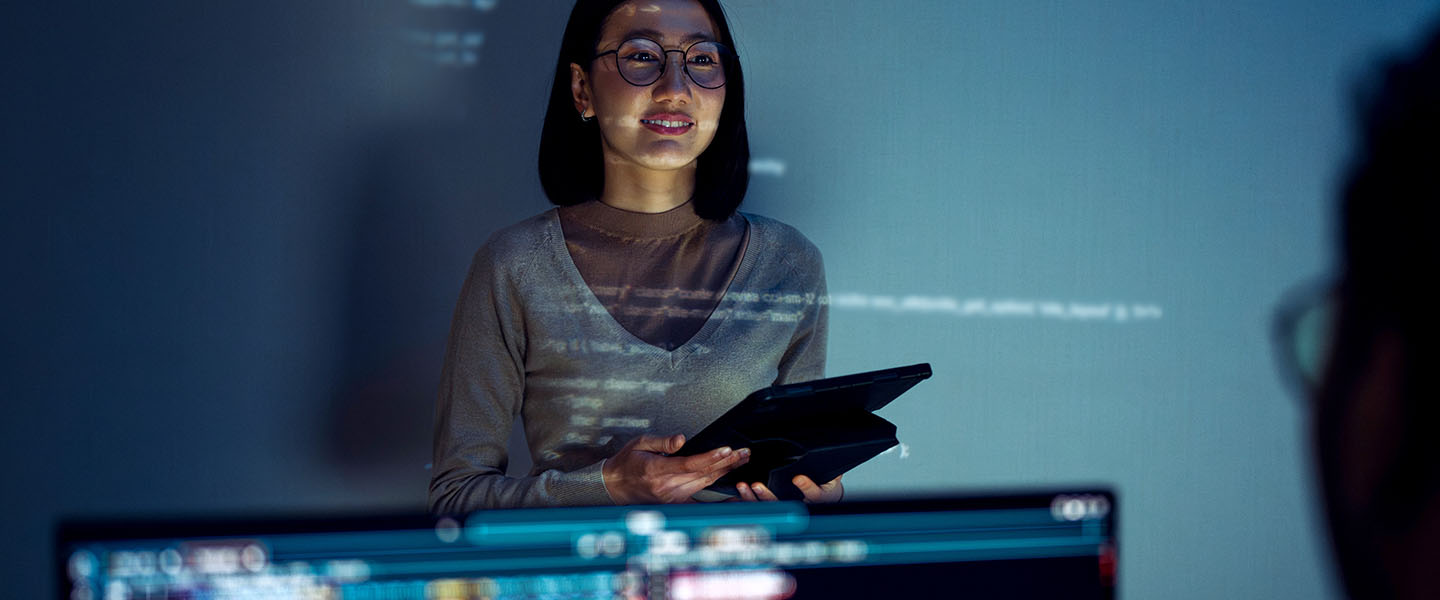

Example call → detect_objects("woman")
429 0 840 512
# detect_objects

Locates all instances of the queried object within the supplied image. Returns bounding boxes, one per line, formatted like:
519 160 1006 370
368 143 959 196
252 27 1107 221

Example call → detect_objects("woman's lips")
640 115 693 136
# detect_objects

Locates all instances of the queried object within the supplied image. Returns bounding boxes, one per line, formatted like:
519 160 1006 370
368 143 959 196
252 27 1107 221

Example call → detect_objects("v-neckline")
545 209 755 367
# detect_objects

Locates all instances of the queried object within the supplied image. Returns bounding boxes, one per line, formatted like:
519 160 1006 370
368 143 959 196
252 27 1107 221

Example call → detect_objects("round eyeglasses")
593 38 731 90
1271 281 1337 398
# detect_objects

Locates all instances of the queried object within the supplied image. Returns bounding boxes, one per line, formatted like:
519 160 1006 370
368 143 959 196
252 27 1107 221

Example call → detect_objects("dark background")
5 2 1438 598
4 2 569 597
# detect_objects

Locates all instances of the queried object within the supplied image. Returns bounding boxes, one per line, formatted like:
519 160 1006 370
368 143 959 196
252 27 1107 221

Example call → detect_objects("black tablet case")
675 363 932 501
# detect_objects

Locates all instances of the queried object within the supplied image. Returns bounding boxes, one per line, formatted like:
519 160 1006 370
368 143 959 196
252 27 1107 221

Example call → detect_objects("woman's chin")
633 153 702 172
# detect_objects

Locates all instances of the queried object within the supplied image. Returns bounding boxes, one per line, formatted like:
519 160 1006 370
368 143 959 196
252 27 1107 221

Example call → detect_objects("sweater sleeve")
774 240 829 385
428 240 614 513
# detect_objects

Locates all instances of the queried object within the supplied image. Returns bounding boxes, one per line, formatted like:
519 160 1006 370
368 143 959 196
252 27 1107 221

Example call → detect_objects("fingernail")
737 448 751 458
717 447 732 456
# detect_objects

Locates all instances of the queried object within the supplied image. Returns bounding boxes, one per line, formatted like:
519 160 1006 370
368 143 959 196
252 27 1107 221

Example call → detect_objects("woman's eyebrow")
621 28 714 44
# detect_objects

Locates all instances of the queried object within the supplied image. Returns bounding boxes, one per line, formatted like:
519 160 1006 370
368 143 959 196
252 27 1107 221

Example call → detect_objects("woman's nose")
651 53 693 103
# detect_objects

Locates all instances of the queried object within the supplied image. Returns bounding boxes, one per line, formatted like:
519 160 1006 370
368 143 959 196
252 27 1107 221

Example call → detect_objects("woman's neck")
599 160 697 213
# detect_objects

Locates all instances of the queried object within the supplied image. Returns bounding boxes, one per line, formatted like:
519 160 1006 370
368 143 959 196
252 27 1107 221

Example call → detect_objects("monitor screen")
57 490 1115 599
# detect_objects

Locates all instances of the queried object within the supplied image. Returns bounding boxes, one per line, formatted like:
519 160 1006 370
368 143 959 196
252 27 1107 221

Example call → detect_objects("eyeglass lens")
614 38 727 89
1289 297 1335 389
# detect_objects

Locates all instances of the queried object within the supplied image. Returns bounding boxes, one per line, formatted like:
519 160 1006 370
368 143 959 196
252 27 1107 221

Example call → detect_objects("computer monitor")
57 490 1116 599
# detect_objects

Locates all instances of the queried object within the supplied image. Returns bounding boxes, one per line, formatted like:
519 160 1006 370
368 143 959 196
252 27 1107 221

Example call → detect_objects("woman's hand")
603 434 750 504
735 475 843 503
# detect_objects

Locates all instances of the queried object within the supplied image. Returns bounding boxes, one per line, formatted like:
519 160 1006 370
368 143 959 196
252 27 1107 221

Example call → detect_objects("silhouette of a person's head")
1310 20 1440 600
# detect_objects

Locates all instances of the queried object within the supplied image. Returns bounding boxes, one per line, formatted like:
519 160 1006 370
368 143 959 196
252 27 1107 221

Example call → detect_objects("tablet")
676 363 932 501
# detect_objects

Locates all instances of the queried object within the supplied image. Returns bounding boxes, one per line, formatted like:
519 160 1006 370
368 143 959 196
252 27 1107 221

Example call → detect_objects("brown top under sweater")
557 199 748 351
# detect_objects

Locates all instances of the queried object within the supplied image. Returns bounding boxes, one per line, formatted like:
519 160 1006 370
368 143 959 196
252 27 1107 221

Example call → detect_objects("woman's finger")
792 475 843 503
631 434 686 455
672 473 727 502
793 475 823 503
678 446 734 472
735 482 757 502
751 482 778 501
679 446 749 475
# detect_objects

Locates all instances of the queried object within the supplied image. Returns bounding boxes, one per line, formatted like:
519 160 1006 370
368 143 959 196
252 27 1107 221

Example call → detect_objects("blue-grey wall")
5 1 1438 598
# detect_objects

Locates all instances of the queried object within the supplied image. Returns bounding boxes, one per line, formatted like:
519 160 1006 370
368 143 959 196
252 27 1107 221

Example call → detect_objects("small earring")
580 111 594 123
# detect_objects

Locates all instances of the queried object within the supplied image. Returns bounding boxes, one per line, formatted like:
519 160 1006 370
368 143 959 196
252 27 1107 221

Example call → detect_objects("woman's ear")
570 63 592 119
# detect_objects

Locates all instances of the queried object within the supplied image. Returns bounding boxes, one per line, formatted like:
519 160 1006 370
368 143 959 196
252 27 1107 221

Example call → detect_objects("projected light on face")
577 0 727 173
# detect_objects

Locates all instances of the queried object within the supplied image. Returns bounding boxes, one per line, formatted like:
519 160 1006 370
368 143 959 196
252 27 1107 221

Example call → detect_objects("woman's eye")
689 55 714 65
624 52 658 62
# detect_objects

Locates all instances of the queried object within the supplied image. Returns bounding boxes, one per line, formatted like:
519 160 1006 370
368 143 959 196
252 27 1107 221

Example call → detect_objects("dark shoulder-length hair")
537 0 750 221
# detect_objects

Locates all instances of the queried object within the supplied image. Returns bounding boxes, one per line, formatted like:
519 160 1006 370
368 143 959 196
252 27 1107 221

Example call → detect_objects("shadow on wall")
320 0 561 495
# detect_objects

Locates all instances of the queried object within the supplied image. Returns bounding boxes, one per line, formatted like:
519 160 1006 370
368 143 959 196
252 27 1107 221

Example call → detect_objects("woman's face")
571 0 726 174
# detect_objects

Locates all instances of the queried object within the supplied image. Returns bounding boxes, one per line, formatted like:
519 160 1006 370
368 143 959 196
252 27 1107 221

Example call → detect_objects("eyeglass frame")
1270 279 1339 399
591 37 733 90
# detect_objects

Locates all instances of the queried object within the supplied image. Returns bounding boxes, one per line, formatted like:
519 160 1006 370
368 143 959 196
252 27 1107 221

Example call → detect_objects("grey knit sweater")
429 209 828 512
